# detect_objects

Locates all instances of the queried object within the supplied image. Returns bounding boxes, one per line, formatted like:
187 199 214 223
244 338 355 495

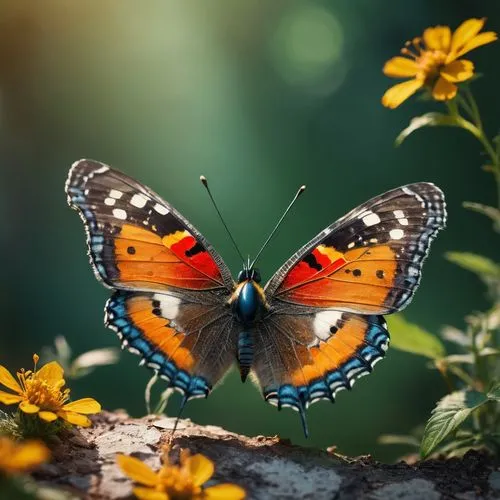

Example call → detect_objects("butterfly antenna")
250 185 306 269
200 176 246 266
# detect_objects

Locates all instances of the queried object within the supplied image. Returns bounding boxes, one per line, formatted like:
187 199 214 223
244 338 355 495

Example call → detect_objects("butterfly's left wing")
252 183 446 434
66 159 237 400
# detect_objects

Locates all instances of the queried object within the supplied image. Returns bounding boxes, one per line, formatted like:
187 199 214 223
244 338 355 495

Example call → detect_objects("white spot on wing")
154 203 169 215
113 208 127 220
109 189 123 199
347 242 355 249
362 212 381 227
130 193 149 208
312 310 343 344
153 294 181 319
389 228 404 240
393 210 405 218
104 197 115 206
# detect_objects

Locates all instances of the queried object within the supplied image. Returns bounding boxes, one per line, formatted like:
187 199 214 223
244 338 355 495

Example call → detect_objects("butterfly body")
66 159 446 437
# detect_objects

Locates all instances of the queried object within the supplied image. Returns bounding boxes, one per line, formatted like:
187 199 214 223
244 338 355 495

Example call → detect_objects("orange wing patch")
279 244 398 313
114 224 224 290
125 295 195 371
289 316 366 386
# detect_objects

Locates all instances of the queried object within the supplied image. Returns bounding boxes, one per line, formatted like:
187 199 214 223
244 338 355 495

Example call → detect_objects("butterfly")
65 159 446 436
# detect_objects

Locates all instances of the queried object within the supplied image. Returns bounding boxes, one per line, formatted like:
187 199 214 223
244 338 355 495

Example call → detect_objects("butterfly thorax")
230 268 268 324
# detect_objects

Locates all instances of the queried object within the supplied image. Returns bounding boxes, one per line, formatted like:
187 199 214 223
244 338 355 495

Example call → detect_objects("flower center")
416 50 447 83
401 37 448 85
157 465 203 499
19 370 69 411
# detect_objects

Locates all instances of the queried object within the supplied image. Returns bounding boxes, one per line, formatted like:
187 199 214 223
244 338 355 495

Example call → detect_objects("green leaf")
395 112 462 146
421 390 488 457
445 252 500 278
487 383 500 401
386 314 445 359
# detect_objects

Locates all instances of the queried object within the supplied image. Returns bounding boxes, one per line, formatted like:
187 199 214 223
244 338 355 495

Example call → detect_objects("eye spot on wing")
127 246 136 255
352 269 361 277
376 269 385 279
329 325 338 334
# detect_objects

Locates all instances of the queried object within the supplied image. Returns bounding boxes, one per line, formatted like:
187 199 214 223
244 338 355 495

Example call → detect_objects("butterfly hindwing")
252 311 389 434
265 183 446 314
106 290 237 400
65 159 233 292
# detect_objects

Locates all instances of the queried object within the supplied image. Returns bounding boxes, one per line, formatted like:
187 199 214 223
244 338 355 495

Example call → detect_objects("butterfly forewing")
265 183 446 314
65 159 234 292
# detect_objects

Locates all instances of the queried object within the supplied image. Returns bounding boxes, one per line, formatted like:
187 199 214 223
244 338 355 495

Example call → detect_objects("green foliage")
395 112 462 146
420 390 488 457
387 315 445 359
384 75 500 460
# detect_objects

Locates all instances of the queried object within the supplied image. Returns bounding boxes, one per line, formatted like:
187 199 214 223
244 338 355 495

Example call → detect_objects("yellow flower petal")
0 390 24 405
187 454 214 487
58 410 91 427
116 454 158 487
440 59 474 83
39 411 58 422
450 18 485 54
423 25 451 51
453 31 498 60
132 487 168 500
7 440 50 471
63 398 101 415
37 361 64 385
432 77 457 101
0 365 23 394
204 484 246 499
19 401 40 414
383 57 419 78
381 79 423 109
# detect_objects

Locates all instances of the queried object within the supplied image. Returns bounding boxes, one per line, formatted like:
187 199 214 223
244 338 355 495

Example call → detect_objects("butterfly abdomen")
237 331 253 382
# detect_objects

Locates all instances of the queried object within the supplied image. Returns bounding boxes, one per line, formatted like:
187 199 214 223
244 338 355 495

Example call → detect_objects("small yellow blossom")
0 354 101 427
0 436 50 475
382 18 497 108
117 448 246 500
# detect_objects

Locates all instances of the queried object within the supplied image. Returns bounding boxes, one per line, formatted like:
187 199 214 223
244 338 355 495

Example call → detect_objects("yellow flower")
382 18 497 108
117 448 246 500
0 436 50 475
0 354 101 427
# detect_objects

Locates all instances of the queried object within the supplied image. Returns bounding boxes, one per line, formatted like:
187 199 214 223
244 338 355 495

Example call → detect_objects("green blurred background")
1 1 498 462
